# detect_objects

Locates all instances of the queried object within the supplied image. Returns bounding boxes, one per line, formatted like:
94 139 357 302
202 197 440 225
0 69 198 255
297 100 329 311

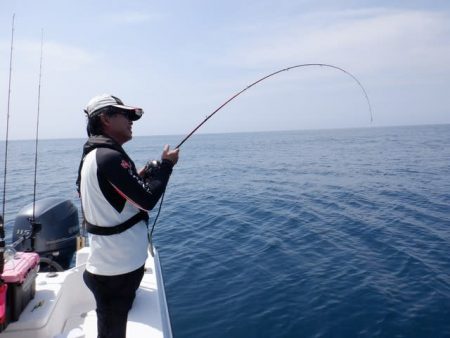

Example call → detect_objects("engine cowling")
12 198 80 271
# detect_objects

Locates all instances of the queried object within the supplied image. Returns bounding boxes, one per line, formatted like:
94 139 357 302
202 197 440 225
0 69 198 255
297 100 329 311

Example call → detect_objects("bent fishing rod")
175 63 373 149
148 63 374 246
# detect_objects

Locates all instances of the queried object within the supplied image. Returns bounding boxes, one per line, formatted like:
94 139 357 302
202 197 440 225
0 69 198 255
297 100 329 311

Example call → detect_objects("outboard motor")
12 198 79 271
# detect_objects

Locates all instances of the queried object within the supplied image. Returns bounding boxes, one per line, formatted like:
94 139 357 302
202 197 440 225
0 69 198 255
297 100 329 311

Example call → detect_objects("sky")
0 0 449 140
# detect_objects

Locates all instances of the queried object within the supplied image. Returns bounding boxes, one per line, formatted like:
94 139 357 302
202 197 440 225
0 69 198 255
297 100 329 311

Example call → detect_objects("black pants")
83 265 145 338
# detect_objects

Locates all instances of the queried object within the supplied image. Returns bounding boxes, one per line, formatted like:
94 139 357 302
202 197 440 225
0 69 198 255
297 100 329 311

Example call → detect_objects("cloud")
216 9 450 78
0 38 100 140
29 41 98 71
44 41 97 71
7 39 98 73
102 11 162 25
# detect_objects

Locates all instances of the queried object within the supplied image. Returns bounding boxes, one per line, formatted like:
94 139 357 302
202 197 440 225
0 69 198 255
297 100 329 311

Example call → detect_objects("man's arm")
97 148 174 211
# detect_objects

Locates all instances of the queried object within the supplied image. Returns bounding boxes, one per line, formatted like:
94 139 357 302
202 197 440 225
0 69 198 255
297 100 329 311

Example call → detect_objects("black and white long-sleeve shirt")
78 136 173 275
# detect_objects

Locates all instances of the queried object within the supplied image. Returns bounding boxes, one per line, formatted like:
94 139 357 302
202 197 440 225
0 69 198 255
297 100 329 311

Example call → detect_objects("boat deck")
1 247 172 338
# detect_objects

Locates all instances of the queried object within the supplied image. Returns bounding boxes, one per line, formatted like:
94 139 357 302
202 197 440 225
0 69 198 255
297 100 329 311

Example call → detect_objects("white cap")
84 94 143 121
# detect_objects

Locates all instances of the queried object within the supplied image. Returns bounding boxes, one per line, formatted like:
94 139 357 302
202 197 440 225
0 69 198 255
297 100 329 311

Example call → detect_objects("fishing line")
148 63 374 245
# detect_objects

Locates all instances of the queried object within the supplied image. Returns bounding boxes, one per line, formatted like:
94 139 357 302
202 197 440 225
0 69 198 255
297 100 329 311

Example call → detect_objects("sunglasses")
111 107 143 121
115 111 133 120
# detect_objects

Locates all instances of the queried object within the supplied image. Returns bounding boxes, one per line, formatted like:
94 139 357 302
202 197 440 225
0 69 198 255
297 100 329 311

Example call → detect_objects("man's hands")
138 145 179 177
162 144 179 165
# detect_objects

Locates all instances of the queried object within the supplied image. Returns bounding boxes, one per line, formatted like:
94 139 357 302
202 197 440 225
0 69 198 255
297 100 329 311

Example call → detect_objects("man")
76 94 179 338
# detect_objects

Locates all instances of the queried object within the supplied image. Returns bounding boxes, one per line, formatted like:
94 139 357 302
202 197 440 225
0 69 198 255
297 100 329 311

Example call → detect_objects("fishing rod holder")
27 218 42 252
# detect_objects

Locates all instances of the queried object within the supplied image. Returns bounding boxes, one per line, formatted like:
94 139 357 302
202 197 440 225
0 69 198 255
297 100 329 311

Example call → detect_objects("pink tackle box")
0 251 40 330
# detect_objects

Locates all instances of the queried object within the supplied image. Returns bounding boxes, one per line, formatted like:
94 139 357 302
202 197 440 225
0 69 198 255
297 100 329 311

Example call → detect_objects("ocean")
1 124 449 337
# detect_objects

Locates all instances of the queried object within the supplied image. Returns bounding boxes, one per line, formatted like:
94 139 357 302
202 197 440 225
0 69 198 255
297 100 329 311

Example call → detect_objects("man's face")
102 111 133 145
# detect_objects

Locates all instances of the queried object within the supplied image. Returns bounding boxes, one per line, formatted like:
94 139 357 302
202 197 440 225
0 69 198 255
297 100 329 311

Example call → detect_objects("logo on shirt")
121 160 131 169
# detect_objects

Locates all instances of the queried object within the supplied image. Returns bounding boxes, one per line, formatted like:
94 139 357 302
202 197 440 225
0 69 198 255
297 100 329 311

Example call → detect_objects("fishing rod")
1 13 16 275
175 63 373 149
148 63 374 248
23 28 45 251
32 29 44 222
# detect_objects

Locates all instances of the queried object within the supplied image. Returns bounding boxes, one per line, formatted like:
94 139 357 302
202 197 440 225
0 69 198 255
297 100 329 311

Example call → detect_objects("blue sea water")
1 124 449 337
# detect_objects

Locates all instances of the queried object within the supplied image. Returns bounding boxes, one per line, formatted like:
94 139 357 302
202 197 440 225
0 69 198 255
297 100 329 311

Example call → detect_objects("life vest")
76 135 149 236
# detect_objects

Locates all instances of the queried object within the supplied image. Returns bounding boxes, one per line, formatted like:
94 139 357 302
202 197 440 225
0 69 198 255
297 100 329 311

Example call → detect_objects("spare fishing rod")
6 29 45 251
1 13 16 275
148 63 374 246
32 29 44 221
27 29 45 250
1 23 45 255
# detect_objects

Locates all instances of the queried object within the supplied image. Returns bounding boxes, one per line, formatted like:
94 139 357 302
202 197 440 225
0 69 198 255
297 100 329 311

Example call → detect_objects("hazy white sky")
1 0 449 140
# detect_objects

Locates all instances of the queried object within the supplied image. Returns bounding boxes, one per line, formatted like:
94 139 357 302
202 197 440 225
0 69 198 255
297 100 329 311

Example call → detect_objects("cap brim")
112 104 144 121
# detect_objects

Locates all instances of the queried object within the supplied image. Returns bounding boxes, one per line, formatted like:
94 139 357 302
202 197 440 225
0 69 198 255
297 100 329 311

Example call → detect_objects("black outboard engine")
12 198 79 271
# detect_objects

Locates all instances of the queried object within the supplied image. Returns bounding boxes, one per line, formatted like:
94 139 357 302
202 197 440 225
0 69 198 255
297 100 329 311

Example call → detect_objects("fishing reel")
142 160 161 181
